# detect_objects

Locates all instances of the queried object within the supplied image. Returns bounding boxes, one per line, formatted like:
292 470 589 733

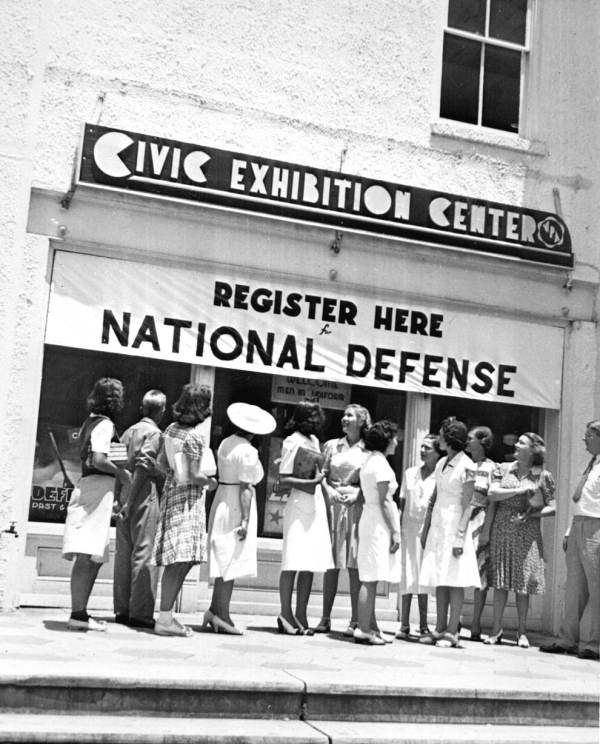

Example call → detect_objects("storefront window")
30 344 191 523
430 395 540 462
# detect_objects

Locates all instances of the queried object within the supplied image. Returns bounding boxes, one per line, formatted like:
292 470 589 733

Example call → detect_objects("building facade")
0 0 598 632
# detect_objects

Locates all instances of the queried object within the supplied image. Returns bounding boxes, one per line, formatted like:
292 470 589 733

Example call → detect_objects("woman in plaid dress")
152 384 217 636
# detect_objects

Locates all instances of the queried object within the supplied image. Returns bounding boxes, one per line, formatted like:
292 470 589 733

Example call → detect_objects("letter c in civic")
93 131 134 178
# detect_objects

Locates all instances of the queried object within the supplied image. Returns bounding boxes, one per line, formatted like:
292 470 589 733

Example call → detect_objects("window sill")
431 120 547 157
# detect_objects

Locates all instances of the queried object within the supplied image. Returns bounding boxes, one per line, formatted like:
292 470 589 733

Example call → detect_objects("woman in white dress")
396 434 442 640
277 401 333 635
419 417 479 648
204 403 276 635
355 420 401 645
63 377 131 631
315 404 371 636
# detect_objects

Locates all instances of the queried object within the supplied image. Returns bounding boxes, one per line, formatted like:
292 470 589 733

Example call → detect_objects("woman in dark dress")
486 432 555 648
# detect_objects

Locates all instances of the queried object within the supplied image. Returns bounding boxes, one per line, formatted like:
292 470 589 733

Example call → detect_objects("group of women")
62 377 556 646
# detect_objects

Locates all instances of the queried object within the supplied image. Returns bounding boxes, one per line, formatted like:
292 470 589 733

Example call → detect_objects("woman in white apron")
63 377 130 632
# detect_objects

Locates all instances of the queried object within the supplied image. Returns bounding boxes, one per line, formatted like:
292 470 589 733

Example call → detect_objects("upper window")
440 0 529 133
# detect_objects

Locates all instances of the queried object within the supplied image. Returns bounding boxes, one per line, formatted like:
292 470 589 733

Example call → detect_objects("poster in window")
30 425 80 523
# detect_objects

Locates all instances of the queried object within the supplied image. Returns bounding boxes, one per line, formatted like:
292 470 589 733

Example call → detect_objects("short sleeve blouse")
90 418 114 455
279 431 320 476
182 426 205 461
471 458 495 508
323 437 367 485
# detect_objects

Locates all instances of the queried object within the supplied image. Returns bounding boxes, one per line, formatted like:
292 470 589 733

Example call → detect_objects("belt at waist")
220 482 240 486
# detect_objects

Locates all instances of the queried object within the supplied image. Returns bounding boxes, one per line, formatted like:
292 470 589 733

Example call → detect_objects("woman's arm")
377 481 400 553
279 470 324 494
487 482 530 502
189 457 218 491
237 481 253 540
453 480 475 554
91 452 131 486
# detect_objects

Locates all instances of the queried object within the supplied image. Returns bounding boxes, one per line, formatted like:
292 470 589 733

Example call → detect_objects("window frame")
440 0 532 134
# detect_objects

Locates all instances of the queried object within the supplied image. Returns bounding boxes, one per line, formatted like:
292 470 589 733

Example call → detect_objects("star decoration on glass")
269 509 283 525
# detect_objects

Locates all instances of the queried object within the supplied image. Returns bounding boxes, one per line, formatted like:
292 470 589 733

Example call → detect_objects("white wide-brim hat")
227 402 276 435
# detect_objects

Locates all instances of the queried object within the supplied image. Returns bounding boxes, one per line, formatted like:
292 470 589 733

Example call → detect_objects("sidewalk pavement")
0 608 597 703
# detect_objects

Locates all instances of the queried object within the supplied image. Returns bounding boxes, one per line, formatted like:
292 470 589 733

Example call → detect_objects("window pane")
448 0 486 35
440 34 481 125
489 0 527 44
482 45 521 131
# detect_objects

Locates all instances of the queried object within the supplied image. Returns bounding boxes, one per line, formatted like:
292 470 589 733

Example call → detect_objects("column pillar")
402 393 432 470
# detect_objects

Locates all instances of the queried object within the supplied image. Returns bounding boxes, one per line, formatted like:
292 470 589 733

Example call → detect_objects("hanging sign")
77 124 572 267
271 376 351 410
46 251 564 408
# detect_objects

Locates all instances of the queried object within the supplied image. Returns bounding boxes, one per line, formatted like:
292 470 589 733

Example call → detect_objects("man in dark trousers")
541 419 600 660
113 390 167 628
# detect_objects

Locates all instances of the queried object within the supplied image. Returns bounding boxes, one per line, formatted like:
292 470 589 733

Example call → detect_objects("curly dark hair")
286 400 325 436
172 383 212 426
364 419 399 453
86 377 124 418
469 426 494 454
440 416 468 452
522 432 546 467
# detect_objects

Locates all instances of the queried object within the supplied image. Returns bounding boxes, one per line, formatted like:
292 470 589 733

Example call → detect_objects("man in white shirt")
540 420 600 660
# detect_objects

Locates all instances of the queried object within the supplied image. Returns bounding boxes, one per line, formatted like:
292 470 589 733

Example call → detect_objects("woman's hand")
336 485 359 504
390 531 400 553
237 518 249 541
452 546 464 557
194 473 218 491
510 511 529 524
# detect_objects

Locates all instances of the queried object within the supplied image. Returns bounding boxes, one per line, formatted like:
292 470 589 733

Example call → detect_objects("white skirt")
62 475 114 564
419 502 480 590
281 486 333 572
357 503 401 583
208 484 257 581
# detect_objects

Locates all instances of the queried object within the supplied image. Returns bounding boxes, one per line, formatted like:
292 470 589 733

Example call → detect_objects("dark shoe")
470 632 482 642
277 615 300 635
128 616 155 629
313 618 331 633
539 641 576 655
577 648 600 660
115 613 130 625
395 625 410 640
418 629 444 645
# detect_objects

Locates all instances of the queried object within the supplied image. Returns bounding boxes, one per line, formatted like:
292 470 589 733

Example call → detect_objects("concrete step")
0 669 596 728
0 715 595 744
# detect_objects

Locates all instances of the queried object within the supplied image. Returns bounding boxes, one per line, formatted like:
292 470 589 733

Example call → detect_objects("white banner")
46 251 563 408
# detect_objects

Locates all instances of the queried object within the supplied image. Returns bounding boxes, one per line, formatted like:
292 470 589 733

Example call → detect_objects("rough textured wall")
0 0 49 607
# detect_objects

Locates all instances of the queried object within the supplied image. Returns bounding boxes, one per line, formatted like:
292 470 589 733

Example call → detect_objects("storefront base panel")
19 526 544 631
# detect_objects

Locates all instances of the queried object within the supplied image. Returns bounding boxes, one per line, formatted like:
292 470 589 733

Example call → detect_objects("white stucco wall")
0 0 598 609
